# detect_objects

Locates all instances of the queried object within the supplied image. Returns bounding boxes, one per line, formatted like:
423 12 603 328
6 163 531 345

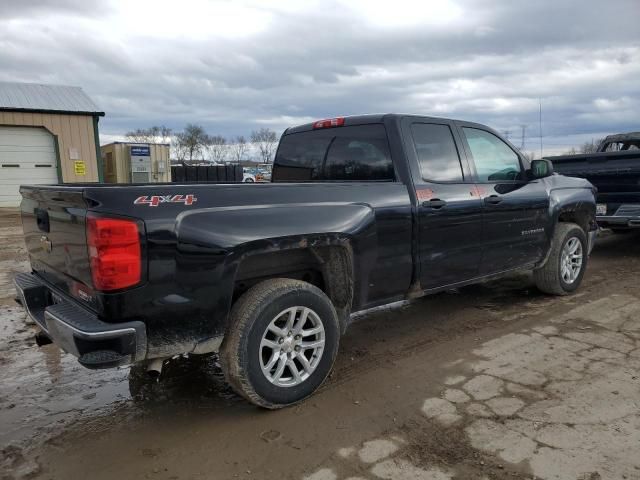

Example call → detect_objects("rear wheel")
534 222 588 295
220 279 340 409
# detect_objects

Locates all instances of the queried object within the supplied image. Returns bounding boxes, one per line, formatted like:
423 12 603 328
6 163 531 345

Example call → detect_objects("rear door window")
411 123 464 182
273 125 394 181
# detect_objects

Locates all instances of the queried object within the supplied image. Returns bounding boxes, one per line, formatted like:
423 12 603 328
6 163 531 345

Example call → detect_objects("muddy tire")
534 222 588 295
220 278 340 409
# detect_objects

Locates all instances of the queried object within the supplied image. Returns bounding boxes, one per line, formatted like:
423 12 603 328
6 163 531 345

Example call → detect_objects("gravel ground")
1 207 639 480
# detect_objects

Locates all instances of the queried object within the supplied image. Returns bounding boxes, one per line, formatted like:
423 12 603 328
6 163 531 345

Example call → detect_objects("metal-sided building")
0 81 104 207
101 142 171 183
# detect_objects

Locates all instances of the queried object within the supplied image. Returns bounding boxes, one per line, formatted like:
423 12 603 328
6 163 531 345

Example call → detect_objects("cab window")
273 125 394 181
462 128 522 182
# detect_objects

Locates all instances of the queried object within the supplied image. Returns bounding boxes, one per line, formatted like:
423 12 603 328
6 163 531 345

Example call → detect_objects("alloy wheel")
259 306 325 387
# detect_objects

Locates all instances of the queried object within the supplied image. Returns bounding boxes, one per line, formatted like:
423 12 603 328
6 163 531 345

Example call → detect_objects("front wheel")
220 279 340 409
534 222 588 295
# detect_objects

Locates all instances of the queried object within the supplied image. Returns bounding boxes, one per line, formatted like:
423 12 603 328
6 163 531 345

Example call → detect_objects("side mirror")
530 159 554 179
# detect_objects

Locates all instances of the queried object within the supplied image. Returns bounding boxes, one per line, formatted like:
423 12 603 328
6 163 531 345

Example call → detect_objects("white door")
0 126 58 207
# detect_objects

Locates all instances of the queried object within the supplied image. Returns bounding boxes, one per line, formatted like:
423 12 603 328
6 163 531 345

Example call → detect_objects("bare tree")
171 141 189 164
229 135 249 163
173 124 207 163
250 128 279 164
579 138 604 154
125 127 156 143
562 138 605 156
562 147 579 155
205 135 228 164
125 125 172 144
158 125 172 144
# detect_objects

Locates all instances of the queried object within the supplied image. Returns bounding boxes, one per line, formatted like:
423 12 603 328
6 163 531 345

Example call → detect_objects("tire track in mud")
326 248 638 394
303 291 640 480
320 282 573 392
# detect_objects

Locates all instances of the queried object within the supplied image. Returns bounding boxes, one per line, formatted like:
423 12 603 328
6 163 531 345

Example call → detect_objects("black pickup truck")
15 114 597 408
548 132 640 232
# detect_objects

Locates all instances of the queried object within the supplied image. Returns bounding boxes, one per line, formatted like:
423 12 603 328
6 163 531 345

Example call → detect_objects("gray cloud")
0 0 112 19
0 0 638 155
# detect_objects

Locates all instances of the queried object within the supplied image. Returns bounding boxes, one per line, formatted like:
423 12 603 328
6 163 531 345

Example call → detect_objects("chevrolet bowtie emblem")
40 235 52 253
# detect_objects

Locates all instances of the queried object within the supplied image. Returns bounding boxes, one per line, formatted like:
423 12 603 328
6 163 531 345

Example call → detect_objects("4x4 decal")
134 194 197 207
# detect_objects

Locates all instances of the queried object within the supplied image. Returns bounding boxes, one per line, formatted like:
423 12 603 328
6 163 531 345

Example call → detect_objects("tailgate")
20 186 94 299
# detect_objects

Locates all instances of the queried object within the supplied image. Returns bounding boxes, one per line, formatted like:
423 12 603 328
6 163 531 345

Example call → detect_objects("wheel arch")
174 202 375 346
536 188 596 269
556 206 592 233
232 242 354 333
549 187 597 236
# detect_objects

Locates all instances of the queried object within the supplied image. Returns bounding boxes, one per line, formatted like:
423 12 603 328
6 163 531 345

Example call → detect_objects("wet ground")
1 207 639 480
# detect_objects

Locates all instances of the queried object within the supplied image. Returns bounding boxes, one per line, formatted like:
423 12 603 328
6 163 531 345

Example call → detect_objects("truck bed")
548 150 640 178
548 149 640 227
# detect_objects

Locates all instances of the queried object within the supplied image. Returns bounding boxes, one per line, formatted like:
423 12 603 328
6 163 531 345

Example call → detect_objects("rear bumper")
14 272 146 369
596 215 640 229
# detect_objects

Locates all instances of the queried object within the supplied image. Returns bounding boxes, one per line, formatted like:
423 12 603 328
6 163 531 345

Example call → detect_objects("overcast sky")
1 0 638 155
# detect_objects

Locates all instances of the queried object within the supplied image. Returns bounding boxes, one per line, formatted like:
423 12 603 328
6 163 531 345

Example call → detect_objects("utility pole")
520 125 527 150
539 99 543 158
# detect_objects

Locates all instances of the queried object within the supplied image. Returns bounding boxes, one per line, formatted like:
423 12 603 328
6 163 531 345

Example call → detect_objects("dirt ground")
1 206 639 480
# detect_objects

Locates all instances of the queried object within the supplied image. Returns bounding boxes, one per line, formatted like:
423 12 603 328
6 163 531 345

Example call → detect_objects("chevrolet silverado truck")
14 114 597 408
548 132 640 232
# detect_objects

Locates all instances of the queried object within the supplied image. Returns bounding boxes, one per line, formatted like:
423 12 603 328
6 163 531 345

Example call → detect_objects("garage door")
0 126 58 207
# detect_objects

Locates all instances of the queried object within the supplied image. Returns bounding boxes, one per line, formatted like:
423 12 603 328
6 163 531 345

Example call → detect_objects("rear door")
456 124 549 274
401 118 484 289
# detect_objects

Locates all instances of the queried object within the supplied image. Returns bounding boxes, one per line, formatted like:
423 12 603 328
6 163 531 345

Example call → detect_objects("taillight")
312 117 345 129
86 215 141 291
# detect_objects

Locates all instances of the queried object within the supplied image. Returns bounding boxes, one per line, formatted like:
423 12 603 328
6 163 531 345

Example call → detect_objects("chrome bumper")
14 272 146 369
596 215 640 228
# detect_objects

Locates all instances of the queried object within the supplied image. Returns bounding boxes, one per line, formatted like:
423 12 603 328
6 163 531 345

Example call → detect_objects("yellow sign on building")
74 160 86 175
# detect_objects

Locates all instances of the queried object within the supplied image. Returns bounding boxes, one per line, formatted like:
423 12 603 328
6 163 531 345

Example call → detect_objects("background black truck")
547 132 640 232
14 114 597 408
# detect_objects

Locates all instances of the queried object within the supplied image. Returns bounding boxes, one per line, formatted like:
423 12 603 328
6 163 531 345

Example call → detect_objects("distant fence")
171 165 243 182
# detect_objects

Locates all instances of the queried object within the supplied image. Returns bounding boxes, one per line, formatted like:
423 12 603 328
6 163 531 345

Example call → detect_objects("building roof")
0 81 104 116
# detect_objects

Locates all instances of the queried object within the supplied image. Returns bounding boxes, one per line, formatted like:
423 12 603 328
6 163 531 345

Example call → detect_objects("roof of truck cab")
284 113 472 135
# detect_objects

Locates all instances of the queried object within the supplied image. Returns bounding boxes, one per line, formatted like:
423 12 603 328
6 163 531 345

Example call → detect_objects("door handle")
484 195 503 205
423 199 447 209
